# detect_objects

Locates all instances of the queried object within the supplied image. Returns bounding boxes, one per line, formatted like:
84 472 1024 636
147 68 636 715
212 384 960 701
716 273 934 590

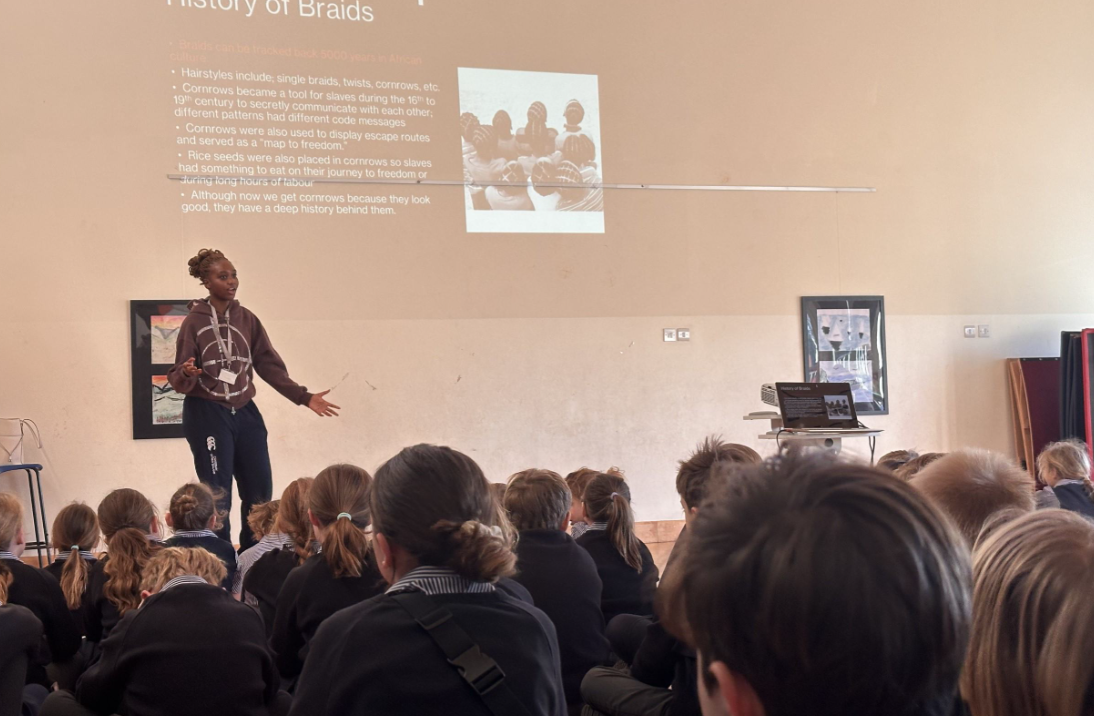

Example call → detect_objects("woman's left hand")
308 390 341 417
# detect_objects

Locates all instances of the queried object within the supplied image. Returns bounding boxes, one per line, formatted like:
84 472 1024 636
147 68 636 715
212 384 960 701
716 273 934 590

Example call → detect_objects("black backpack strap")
392 590 535 716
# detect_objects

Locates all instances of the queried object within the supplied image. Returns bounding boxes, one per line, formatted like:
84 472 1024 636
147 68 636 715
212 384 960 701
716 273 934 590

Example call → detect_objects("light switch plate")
677 328 690 341
663 328 677 342
964 326 977 338
978 324 991 338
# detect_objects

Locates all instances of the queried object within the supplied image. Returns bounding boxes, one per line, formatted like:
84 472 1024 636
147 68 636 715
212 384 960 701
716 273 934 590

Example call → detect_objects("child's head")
561 133 596 168
524 120 554 157
584 473 643 572
371 444 516 583
276 477 315 564
564 99 584 128
894 452 945 481
309 464 372 578
0 492 24 554
499 161 527 197
962 510 1094 716
675 437 761 521
98 488 160 614
530 158 559 197
460 112 480 142
51 502 100 609
246 499 280 543
471 124 497 161
911 449 1035 546
140 546 226 596
167 482 222 533
555 160 587 201
877 449 918 472
527 101 548 125
564 468 599 523
504 469 571 532
671 453 970 716
492 110 513 139
1036 439 1092 488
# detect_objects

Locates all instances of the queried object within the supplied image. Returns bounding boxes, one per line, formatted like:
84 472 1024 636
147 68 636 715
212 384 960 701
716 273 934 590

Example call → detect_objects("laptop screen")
776 382 859 430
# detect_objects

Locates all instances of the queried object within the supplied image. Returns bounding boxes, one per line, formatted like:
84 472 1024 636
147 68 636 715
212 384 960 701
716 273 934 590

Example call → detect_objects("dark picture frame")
801 295 888 415
130 300 190 439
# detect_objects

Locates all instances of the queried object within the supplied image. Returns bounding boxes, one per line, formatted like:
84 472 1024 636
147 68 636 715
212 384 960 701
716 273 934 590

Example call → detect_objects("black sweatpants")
182 397 273 552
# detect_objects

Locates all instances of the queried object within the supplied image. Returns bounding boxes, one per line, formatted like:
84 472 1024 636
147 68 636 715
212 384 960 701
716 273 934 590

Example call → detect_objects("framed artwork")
130 300 190 439
801 295 888 415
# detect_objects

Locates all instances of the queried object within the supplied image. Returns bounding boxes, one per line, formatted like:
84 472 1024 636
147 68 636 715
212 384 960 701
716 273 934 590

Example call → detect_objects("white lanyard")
207 302 233 366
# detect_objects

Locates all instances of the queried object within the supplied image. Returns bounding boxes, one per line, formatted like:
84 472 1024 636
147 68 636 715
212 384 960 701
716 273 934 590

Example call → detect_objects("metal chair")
0 464 50 566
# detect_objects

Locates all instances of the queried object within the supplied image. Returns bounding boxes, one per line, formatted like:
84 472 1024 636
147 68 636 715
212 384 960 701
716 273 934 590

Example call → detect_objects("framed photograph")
130 300 190 439
801 295 888 415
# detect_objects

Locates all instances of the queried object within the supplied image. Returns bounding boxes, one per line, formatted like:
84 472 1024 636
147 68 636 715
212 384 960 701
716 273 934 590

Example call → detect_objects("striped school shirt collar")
160 575 210 592
171 529 218 539
385 566 496 596
587 522 609 531
571 522 591 539
0 551 18 561
54 551 97 563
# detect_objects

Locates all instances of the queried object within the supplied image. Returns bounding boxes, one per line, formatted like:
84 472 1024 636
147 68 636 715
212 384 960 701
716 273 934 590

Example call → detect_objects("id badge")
218 369 239 385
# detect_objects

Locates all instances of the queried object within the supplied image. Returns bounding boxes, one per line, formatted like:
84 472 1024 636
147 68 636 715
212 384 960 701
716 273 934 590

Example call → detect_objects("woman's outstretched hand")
308 390 341 417
181 357 202 377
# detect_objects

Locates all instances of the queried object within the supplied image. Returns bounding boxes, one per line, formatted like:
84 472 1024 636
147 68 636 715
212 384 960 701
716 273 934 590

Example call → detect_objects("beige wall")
2 1 1093 538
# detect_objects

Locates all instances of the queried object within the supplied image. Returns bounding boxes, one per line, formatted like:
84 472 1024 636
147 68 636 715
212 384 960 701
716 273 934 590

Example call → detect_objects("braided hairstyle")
187 248 228 284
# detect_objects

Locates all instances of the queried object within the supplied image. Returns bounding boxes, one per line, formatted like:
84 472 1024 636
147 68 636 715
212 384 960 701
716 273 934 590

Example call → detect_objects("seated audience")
962 510 1094 716
290 444 566 716
243 478 314 634
0 493 81 691
233 499 284 601
0 560 47 716
40 547 286 716
1033 439 1094 518
164 482 237 590
85 488 163 643
667 452 972 716
504 469 611 714
911 449 1035 546
43 502 100 636
576 472 659 622
895 452 946 481
270 464 385 684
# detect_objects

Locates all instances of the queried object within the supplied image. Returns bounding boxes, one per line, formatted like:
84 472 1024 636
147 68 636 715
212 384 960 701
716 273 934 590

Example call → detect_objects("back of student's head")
894 452 945 481
310 464 371 578
460 112 479 141
505 469 570 532
1037 439 1094 493
372 444 515 582
911 448 1035 546
584 473 643 572
98 488 159 615
169 482 222 532
51 502 100 609
877 449 919 472
564 468 599 503
141 546 227 594
0 492 23 552
492 109 512 137
676 436 762 511
675 453 971 716
276 477 315 564
962 509 1094 716
246 499 280 543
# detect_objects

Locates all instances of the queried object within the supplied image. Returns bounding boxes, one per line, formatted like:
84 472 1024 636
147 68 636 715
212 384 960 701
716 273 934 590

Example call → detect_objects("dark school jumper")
168 298 313 551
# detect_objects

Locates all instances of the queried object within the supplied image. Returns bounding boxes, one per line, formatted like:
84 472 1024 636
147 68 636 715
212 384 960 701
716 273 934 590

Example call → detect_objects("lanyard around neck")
207 301 233 366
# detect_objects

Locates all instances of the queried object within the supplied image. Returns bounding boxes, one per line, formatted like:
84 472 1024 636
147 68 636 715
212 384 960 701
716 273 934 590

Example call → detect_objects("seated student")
516 101 559 147
41 547 286 716
529 158 562 213
85 488 163 644
504 469 610 714
911 449 1035 546
517 120 558 177
961 510 1094 716
270 464 385 684
1033 439 1094 518
243 478 314 634
556 160 604 212
485 161 534 211
43 503 100 637
583 438 761 716
164 483 237 591
554 99 586 150
233 499 284 602
565 467 625 539
557 133 600 185
0 560 47 716
493 110 521 161
576 473 659 622
0 493 81 692
665 452 971 716
290 444 566 716
464 125 507 187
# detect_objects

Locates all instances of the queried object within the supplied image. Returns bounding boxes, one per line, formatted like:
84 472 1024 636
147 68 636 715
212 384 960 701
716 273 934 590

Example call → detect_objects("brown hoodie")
167 299 312 410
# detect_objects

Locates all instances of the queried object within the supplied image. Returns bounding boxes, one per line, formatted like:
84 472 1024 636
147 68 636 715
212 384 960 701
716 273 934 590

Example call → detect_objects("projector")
761 383 778 407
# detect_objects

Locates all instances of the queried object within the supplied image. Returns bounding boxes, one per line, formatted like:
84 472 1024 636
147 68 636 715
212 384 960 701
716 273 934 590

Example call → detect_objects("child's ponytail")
51 502 100 609
310 465 372 579
277 478 315 565
585 473 643 572
97 488 158 615
0 560 11 604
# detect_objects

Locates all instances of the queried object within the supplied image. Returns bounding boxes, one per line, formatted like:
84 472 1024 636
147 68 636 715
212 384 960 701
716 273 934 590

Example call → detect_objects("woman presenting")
168 248 339 551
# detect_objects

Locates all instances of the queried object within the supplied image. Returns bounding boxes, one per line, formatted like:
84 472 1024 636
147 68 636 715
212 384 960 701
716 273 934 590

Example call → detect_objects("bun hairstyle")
310 465 372 578
98 488 159 615
141 547 227 594
169 482 223 533
584 473 643 572
276 478 315 565
372 444 516 583
51 503 100 609
246 500 280 543
187 248 227 283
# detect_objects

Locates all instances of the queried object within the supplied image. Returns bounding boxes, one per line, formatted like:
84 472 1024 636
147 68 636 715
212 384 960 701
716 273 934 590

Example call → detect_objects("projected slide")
457 68 604 234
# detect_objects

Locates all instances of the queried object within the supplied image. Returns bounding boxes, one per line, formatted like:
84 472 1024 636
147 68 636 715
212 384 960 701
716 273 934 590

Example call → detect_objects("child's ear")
165 513 174 528
308 509 320 528
709 660 765 716
140 589 153 601
207 513 217 529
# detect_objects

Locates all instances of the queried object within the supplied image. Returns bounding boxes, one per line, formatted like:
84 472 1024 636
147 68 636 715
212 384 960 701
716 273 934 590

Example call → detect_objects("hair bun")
434 519 515 582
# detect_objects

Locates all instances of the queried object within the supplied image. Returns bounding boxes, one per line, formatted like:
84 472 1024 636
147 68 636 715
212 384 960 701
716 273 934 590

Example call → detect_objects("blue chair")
0 464 50 566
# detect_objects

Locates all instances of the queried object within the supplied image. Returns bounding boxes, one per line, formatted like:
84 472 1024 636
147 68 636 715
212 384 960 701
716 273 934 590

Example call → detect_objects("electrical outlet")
677 328 690 341
978 324 991 338
964 326 977 338
663 328 677 342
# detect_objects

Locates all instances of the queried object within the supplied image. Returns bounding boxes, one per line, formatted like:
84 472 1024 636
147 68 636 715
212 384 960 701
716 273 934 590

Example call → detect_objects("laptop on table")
775 382 874 433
